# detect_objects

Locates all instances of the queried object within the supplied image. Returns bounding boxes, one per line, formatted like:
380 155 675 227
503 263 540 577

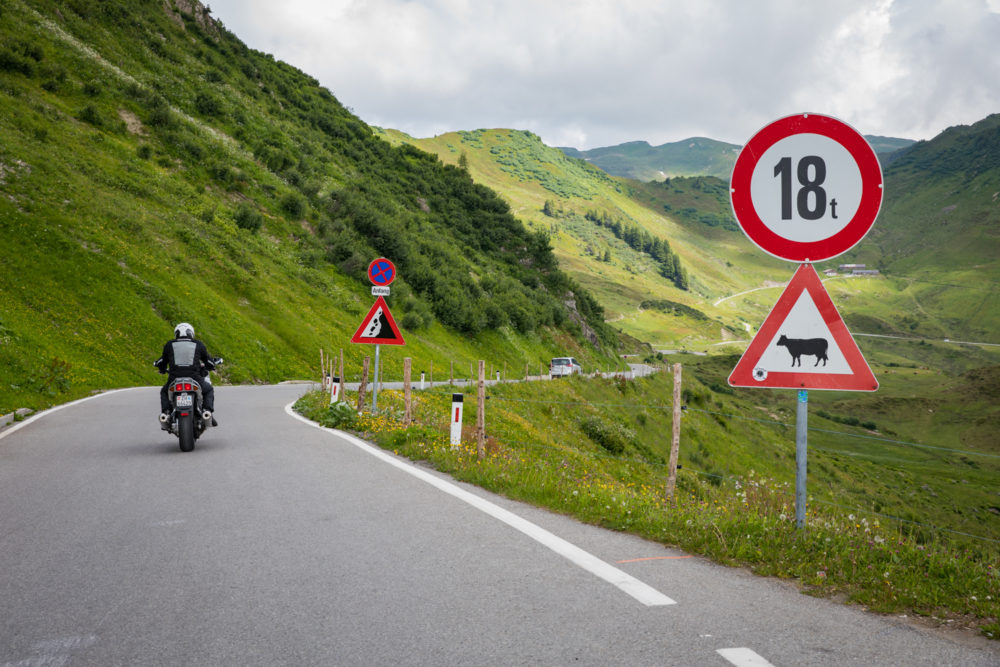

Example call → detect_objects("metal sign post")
795 390 808 528
372 344 380 411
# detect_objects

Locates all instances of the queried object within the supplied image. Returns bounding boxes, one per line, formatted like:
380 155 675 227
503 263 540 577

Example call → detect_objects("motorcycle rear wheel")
178 414 195 452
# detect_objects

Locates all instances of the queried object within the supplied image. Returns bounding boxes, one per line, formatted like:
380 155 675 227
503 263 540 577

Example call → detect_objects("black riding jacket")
155 337 215 378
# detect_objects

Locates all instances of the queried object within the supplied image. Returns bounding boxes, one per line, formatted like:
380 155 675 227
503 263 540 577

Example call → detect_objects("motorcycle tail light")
184 383 193 391
175 383 183 391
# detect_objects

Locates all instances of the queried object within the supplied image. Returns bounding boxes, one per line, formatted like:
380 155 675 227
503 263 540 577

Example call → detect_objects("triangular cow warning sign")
729 264 877 391
351 296 405 345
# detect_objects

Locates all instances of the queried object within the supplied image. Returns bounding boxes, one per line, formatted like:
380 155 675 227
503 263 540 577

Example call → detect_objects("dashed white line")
717 647 775 666
284 403 677 607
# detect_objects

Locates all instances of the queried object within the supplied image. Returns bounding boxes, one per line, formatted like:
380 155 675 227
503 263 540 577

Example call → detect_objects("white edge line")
284 403 676 607
716 647 776 666
0 387 143 442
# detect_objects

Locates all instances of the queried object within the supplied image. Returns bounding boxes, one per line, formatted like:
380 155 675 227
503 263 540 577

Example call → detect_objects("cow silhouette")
776 334 828 367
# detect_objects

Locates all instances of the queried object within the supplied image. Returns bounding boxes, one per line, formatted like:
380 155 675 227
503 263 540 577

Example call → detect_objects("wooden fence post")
403 357 412 425
476 360 486 459
666 363 683 498
357 356 370 413
338 349 345 404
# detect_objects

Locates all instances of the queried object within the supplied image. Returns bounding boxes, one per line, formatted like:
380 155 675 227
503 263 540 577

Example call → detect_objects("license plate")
175 394 193 407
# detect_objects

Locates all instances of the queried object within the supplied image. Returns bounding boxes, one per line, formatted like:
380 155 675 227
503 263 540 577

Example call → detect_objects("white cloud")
208 0 1000 148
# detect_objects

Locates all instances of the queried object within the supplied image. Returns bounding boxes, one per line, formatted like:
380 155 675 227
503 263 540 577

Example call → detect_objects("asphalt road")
1 385 996 666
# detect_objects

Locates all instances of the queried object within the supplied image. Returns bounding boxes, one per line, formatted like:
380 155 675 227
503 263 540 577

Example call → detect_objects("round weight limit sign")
730 113 883 262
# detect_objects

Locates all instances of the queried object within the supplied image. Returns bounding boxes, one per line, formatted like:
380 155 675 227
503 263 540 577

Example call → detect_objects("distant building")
838 263 880 276
823 268 838 276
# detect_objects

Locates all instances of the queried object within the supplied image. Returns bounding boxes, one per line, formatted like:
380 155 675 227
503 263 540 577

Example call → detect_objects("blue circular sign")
367 258 396 286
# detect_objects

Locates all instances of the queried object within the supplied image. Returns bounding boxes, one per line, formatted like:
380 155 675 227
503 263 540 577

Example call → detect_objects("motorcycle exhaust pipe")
159 413 170 423
202 410 213 422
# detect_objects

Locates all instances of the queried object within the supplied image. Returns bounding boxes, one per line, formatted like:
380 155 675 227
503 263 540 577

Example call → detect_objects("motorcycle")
159 358 222 452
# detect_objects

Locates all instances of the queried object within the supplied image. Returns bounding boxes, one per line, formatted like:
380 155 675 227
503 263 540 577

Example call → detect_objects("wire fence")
319 350 1000 547
439 390 1000 546
447 383 998 546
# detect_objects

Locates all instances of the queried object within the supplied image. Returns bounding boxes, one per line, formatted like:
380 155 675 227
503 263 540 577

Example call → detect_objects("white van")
549 357 582 377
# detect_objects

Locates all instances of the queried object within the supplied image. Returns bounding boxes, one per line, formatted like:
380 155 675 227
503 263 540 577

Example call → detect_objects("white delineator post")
450 393 464 448
329 375 341 405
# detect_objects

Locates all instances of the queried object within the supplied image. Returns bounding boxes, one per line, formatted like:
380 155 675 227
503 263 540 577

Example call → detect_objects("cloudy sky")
206 0 1000 149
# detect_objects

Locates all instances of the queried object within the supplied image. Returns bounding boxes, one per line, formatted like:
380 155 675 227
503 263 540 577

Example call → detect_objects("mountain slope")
559 134 915 183
849 114 1000 340
380 127 795 348
0 0 617 414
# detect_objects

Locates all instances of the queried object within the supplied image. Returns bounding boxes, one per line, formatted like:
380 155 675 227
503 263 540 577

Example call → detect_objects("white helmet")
174 322 194 339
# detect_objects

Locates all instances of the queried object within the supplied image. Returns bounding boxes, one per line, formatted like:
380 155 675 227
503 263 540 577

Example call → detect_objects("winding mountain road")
1 385 995 665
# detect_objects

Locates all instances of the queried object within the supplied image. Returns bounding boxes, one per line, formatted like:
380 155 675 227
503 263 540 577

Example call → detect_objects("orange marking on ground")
616 555 693 563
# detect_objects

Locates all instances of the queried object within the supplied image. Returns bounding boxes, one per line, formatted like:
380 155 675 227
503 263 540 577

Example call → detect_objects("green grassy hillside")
853 114 1000 341
0 0 621 415
380 127 792 349
388 120 999 365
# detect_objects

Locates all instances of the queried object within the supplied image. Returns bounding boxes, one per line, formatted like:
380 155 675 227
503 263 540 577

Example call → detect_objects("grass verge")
294 379 999 640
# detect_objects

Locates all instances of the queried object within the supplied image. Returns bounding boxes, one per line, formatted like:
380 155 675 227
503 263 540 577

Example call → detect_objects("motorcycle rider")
155 322 217 427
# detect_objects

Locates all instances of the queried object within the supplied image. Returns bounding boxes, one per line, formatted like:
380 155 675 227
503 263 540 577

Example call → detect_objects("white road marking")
285 403 677 607
717 647 775 666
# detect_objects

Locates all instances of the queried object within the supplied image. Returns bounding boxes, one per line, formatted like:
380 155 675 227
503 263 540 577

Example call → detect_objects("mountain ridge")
556 133 915 182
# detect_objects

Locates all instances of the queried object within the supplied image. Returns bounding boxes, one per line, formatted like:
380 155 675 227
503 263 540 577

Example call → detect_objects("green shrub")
194 91 224 117
0 41 42 75
280 192 305 218
320 401 357 429
234 204 263 233
147 96 174 127
401 311 423 330
77 105 102 127
579 416 634 455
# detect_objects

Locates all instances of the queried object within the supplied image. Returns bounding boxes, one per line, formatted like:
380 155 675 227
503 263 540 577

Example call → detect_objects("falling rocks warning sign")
351 296 405 345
